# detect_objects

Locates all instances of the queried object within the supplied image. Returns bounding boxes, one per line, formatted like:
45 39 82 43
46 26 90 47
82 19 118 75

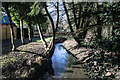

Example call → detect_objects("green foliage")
2 2 48 28
86 29 120 53
26 2 48 30
10 12 20 27
28 2 42 16
30 67 35 71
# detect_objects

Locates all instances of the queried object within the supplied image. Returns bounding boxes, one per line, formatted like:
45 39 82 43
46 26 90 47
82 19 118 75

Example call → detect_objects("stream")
43 43 71 79
43 43 88 80
52 43 69 78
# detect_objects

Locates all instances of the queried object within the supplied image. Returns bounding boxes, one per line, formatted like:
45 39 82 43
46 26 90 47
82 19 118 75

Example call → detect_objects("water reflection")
52 43 68 78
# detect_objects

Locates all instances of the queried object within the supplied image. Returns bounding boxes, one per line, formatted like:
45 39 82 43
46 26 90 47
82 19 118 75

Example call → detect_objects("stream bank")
44 42 89 79
2 38 119 79
1 42 54 80
1 38 68 80
62 39 120 79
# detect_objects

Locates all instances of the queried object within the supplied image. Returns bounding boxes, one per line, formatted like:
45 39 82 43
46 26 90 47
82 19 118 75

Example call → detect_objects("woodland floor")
1 41 53 79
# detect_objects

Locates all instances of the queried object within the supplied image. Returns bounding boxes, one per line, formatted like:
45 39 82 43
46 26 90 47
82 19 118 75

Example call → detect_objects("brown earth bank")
62 39 120 79
1 42 54 80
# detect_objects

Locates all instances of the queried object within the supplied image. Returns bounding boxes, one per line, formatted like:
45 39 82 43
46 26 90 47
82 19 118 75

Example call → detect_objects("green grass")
32 37 52 43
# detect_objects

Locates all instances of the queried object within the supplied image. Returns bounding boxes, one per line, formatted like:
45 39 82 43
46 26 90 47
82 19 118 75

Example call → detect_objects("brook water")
43 43 71 79
52 43 69 78
43 43 87 79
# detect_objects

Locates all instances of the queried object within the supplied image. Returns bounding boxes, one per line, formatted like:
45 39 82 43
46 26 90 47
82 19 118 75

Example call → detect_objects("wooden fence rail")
0 26 29 41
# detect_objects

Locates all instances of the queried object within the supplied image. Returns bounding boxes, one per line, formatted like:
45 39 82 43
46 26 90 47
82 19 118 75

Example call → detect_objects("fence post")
6 26 7 40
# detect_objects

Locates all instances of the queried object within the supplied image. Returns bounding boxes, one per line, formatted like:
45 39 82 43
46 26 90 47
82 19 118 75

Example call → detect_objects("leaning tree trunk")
72 2 78 29
28 23 32 42
37 24 48 49
20 18 24 44
44 3 56 59
97 26 102 39
96 3 102 39
63 2 74 32
5 5 16 51
55 2 59 33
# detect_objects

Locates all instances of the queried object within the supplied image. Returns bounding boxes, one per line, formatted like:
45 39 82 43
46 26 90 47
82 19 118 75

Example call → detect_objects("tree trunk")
20 18 24 44
5 5 16 51
78 4 82 28
97 26 102 39
44 3 56 59
72 2 78 29
80 17 85 28
37 24 48 49
63 2 85 44
55 2 59 32
63 2 74 32
28 23 32 42
96 3 102 39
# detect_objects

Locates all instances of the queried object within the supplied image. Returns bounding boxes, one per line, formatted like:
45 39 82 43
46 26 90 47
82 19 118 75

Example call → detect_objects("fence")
1 26 17 41
1 26 29 41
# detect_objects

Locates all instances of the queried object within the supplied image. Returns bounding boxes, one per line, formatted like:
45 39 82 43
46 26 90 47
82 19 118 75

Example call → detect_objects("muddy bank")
62 39 120 79
62 40 92 61
1 42 54 79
